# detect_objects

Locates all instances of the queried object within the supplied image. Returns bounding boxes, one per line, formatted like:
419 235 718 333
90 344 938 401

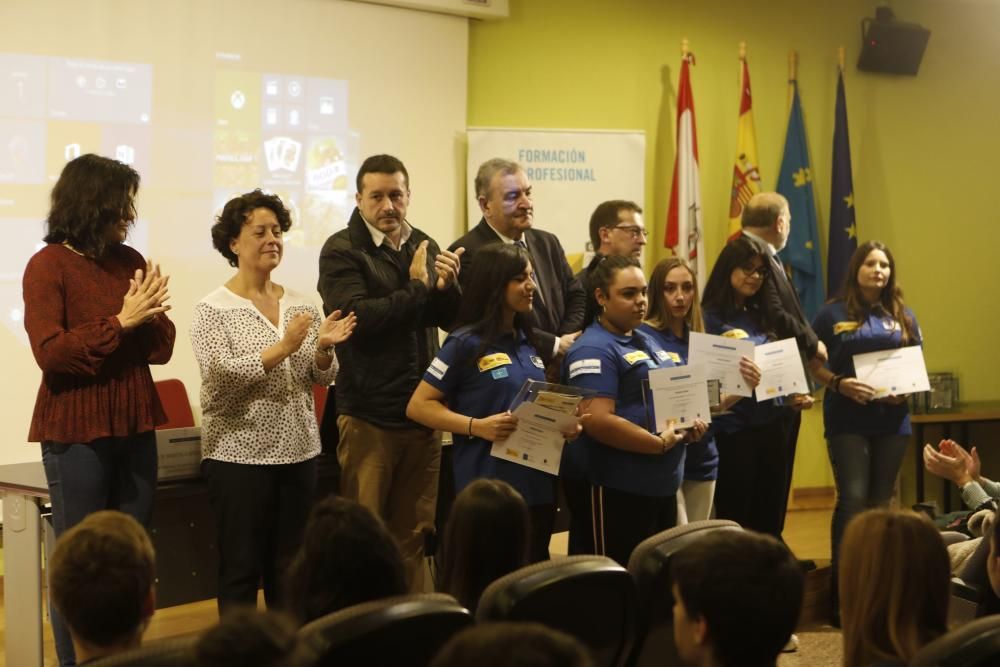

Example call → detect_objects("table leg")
3 491 44 667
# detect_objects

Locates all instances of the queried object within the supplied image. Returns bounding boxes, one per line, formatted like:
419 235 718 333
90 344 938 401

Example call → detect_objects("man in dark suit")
740 192 826 544
449 158 586 366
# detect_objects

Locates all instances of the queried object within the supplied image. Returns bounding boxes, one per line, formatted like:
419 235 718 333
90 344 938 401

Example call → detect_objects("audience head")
588 200 645 258
669 529 803 667
195 609 313 667
646 256 703 334
586 254 645 333
740 191 790 252
441 479 530 612
431 622 594 667
839 509 949 667
283 496 406 625
354 154 411 242
701 235 771 323
454 242 535 341
840 240 917 343
211 189 293 268
49 510 156 661
475 158 533 240
45 153 140 258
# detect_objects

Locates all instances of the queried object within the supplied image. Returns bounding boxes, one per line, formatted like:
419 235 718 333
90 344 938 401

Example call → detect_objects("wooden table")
911 401 1000 511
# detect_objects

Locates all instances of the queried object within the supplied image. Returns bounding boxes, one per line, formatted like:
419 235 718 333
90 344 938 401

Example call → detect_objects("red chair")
154 379 195 429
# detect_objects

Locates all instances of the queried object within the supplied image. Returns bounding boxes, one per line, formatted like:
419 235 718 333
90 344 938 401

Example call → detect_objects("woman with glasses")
700 236 809 538
563 255 706 565
809 241 921 622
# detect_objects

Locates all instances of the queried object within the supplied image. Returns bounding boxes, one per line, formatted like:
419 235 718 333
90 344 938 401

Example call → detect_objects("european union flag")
776 80 824 320
827 71 858 296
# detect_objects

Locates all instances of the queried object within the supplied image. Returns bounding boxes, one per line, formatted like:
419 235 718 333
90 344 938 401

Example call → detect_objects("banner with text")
466 128 645 271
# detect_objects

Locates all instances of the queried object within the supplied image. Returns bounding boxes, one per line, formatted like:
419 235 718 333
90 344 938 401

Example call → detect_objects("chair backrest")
86 636 197 667
299 593 472 667
154 379 195 430
912 614 1000 667
476 555 636 667
625 520 743 667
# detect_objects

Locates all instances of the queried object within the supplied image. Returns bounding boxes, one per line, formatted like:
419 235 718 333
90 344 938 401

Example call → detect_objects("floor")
0 508 836 667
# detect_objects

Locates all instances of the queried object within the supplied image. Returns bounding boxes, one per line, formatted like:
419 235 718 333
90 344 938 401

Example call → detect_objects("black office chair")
87 636 197 666
625 520 743 667
476 555 636 667
298 593 472 667
911 614 1000 666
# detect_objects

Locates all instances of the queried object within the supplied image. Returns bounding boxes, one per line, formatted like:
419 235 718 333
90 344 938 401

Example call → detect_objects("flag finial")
838 47 846 73
739 41 747 60
682 38 689 58
789 50 798 82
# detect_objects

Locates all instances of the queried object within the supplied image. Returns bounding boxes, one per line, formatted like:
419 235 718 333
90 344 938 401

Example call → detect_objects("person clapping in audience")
283 496 406 625
839 509 949 667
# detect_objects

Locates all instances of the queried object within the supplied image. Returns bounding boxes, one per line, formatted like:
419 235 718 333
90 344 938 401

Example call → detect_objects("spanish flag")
727 56 762 238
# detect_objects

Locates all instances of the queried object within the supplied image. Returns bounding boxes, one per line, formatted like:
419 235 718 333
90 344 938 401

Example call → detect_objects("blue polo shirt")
639 323 719 482
702 309 784 433
812 301 922 438
422 326 554 506
562 322 685 498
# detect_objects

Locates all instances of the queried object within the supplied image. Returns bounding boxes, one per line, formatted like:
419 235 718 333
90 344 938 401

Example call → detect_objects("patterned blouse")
190 286 339 465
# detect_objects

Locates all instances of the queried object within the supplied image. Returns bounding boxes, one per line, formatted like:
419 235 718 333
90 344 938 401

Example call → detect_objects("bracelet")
316 345 335 358
830 375 845 393
468 416 475 437
657 432 669 455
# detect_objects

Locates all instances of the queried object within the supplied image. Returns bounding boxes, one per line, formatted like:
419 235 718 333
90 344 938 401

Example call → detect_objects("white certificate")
852 346 930 398
648 364 712 430
754 338 809 401
688 331 755 397
490 401 579 475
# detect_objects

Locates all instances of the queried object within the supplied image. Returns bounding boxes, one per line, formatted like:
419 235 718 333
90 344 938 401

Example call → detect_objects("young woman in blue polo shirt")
564 255 706 565
641 257 761 524
809 240 922 614
700 236 808 539
407 243 577 562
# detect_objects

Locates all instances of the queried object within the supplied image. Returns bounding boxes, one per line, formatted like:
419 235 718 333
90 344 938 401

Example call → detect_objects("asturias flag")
727 58 762 238
827 70 858 296
665 53 705 283
776 80 824 320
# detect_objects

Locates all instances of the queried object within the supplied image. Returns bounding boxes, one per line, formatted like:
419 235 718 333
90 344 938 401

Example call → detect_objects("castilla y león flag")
664 53 704 283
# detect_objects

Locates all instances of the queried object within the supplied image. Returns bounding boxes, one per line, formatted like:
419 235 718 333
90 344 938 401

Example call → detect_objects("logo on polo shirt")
477 353 512 372
623 350 651 365
568 358 601 378
834 321 861 335
530 356 545 369
720 329 749 339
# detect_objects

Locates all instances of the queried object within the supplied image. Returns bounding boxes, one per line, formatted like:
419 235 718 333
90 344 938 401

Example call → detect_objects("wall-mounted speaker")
857 7 930 76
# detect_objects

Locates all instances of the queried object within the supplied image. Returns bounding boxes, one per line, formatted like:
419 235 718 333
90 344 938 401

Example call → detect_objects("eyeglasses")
611 225 649 239
739 264 769 279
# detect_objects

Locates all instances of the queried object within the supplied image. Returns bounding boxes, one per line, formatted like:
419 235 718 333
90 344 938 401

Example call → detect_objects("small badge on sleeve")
530 355 545 369
477 353 512 372
491 367 509 380
568 358 601 378
427 357 449 380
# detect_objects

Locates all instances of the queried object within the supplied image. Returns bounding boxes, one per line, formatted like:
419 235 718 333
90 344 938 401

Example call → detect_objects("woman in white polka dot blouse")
191 190 356 615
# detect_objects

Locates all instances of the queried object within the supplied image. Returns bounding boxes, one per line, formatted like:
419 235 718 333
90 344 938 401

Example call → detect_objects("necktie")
515 239 544 305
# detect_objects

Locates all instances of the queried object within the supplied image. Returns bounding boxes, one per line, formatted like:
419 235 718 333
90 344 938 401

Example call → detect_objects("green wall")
468 0 1000 489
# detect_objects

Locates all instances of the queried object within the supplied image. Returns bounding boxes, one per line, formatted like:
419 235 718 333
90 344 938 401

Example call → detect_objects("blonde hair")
839 509 949 666
645 257 703 334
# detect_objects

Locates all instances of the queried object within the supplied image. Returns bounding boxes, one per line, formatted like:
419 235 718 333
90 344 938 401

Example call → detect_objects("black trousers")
528 503 557 563
777 411 801 535
589 485 677 567
204 457 318 615
563 476 594 556
714 420 789 539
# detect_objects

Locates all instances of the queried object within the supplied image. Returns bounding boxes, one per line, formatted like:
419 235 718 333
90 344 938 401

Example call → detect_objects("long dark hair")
701 235 773 332
584 254 641 327
440 479 530 612
283 497 406 625
453 243 534 357
838 240 916 344
645 257 704 334
44 154 140 259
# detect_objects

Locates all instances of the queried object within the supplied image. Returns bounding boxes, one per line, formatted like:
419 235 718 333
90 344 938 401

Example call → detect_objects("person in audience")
563 255 706 565
283 496 406 624
192 189 356 614
318 154 462 592
642 257 758 524
431 622 594 667
839 509 949 667
925 438 997 511
195 609 314 667
23 153 175 667
439 478 531 612
701 236 812 539
670 529 802 667
49 511 156 666
811 240 923 621
407 243 580 561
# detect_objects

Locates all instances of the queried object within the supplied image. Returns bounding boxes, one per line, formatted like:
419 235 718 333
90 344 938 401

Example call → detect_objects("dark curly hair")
211 190 293 267
44 154 140 259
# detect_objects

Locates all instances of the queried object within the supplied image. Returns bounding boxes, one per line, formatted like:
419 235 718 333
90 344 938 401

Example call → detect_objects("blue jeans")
41 432 158 667
828 432 908 579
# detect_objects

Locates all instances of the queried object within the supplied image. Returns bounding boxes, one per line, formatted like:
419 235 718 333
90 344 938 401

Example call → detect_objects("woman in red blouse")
22 153 174 667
